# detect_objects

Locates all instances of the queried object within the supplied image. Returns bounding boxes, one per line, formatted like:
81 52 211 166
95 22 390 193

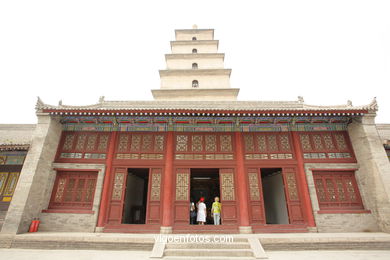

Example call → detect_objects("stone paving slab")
1 249 390 260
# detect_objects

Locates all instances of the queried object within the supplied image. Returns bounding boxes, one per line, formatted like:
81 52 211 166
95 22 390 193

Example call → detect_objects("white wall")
160 74 231 89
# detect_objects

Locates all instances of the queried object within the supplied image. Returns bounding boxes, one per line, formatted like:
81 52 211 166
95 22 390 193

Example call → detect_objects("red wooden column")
291 131 316 227
97 131 118 227
235 132 252 233
161 131 174 233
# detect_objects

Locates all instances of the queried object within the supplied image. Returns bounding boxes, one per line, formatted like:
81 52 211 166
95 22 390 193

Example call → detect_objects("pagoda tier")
152 26 239 101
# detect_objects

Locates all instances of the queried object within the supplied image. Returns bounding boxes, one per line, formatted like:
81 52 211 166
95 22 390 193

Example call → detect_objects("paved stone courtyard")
0 248 390 260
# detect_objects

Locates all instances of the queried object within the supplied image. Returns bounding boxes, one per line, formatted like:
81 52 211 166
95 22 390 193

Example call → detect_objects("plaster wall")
160 74 230 89
175 30 213 41
166 57 224 70
171 44 218 54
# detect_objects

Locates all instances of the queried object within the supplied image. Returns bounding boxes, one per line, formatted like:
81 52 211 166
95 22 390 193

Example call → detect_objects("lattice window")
49 171 97 210
142 135 153 151
154 135 165 152
118 134 129 152
334 133 348 151
323 134 335 150
244 135 254 152
62 134 75 151
97 134 109 151
86 134 98 151
300 132 353 155
257 135 267 152
176 135 188 152
313 134 324 150
220 135 232 152
59 132 110 160
279 134 291 151
267 135 278 151
75 134 87 150
131 135 141 151
313 171 364 210
205 135 217 152
192 135 203 152
300 134 312 151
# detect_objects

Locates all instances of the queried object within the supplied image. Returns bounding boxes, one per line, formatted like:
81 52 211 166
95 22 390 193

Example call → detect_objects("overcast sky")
0 1 389 124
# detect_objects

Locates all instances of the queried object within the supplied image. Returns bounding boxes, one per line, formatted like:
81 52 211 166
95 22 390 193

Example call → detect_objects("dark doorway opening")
122 168 149 224
190 168 220 225
261 168 289 224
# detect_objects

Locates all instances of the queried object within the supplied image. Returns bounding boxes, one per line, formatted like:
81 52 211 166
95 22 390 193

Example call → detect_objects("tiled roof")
36 97 378 113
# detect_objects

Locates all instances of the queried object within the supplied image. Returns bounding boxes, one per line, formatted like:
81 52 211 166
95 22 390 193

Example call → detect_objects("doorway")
122 168 149 224
190 168 220 225
261 168 289 224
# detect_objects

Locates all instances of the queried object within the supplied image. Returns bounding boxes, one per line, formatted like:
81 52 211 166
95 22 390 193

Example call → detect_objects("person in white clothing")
196 197 206 225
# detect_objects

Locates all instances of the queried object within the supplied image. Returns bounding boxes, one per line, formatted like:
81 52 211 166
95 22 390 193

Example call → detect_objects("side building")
1 27 390 235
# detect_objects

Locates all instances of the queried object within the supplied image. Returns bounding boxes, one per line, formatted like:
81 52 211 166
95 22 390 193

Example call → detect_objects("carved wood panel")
282 167 304 224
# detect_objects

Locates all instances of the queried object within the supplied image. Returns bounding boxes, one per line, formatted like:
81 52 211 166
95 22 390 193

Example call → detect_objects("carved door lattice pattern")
112 171 125 200
150 169 161 201
175 171 189 201
248 169 260 201
285 171 299 201
220 170 235 201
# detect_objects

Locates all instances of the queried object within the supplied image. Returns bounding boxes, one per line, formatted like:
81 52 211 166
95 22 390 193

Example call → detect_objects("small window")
192 37 197 40
313 170 364 211
192 49 197 54
49 171 98 210
192 63 198 69
192 80 199 88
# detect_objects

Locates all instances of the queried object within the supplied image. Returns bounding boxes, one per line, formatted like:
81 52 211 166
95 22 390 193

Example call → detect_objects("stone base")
94 227 104 233
160 226 173 234
307 226 319 233
239 226 253 234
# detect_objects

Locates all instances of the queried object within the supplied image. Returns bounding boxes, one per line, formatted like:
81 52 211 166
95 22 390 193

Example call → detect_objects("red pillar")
291 131 316 227
161 132 174 232
97 131 118 227
235 132 251 231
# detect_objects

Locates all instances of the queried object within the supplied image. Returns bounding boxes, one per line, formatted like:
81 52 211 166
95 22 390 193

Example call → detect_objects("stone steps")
158 238 268 259
262 241 390 251
164 248 255 257
7 235 154 251
165 242 251 249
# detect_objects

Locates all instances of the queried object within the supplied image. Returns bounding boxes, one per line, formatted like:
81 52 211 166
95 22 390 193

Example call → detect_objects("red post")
97 131 118 227
291 131 316 227
235 132 251 228
161 132 174 229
